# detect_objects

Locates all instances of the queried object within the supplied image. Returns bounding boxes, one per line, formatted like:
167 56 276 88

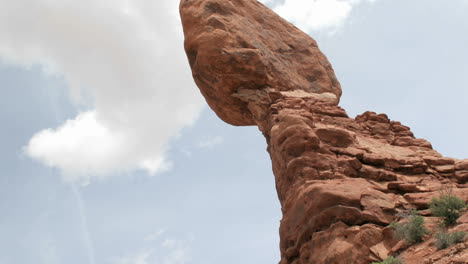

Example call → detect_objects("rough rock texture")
180 0 468 263
180 0 341 126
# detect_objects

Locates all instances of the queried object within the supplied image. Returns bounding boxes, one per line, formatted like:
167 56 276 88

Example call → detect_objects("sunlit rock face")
180 1 468 263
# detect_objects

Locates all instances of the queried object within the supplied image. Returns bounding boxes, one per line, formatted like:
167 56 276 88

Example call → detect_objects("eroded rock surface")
180 0 468 263
180 0 341 126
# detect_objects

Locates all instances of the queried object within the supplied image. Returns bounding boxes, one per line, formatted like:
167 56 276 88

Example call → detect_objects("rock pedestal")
180 1 468 263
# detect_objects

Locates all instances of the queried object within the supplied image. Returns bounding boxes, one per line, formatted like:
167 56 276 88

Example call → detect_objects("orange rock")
179 1 467 263
404 189 468 209
455 170 468 183
457 212 468 224
455 159 468 170
180 0 341 126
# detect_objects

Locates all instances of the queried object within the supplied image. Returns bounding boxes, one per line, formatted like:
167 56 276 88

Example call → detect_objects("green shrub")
429 190 466 226
435 231 466 249
371 256 402 264
390 211 430 244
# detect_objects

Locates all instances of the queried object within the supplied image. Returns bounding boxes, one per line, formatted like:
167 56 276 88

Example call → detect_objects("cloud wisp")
0 0 204 182
112 232 193 264
72 184 96 264
198 136 224 149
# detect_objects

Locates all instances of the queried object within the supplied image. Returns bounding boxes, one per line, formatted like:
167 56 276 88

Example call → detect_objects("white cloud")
198 136 224 149
0 0 204 181
144 229 166 242
259 0 277 6
113 249 154 264
112 232 193 264
261 0 378 33
160 238 192 264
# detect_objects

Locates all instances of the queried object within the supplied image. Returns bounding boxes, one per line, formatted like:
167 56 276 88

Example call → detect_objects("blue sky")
1 1 467 264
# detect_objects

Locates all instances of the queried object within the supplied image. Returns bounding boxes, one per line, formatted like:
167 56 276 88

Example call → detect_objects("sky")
0 0 467 263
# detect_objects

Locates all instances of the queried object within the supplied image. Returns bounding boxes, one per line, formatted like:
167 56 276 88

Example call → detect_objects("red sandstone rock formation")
180 0 341 126
180 0 468 263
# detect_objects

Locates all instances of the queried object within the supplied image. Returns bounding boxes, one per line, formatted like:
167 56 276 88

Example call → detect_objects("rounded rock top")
180 0 342 126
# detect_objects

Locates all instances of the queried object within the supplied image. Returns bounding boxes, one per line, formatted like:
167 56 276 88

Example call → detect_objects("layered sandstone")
180 0 468 263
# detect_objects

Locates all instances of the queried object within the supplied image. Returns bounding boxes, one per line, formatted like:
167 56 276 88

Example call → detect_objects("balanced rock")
180 0 341 126
180 1 468 263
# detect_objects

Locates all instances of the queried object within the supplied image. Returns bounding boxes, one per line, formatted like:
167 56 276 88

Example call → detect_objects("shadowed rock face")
180 1 468 263
180 0 341 126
